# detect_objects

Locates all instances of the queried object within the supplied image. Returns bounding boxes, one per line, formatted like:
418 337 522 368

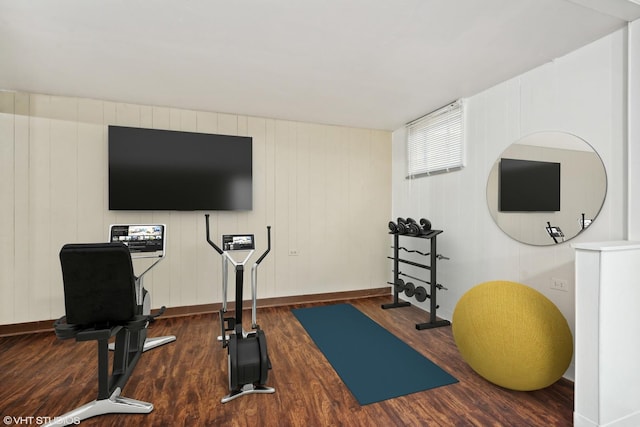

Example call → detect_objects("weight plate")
404 282 415 297
394 278 405 293
414 286 428 302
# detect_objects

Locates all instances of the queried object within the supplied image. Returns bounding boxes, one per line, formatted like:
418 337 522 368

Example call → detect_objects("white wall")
392 28 629 380
0 93 392 325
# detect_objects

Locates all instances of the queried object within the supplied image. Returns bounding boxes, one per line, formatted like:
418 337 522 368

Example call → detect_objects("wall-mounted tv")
109 126 252 211
499 158 560 212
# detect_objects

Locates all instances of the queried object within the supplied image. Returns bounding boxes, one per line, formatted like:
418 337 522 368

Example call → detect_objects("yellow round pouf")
452 280 573 391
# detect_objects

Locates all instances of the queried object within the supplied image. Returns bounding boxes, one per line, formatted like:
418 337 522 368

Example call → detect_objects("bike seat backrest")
59 243 137 328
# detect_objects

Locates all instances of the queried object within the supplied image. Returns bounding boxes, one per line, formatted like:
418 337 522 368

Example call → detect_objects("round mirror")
487 131 607 245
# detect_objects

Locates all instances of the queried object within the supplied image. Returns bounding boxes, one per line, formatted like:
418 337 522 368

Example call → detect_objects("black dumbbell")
388 221 398 233
404 218 422 235
398 218 421 235
396 218 408 234
419 218 432 232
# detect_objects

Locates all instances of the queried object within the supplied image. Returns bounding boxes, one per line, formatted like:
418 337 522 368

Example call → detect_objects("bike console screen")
110 224 165 254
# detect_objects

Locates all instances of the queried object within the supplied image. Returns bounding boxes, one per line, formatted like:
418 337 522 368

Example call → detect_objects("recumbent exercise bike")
45 224 175 426
205 214 275 403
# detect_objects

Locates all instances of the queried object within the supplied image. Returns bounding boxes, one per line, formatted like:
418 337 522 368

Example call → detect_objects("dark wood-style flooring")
0 296 573 426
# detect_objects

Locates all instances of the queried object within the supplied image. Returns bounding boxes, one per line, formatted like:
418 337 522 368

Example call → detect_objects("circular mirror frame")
487 131 607 246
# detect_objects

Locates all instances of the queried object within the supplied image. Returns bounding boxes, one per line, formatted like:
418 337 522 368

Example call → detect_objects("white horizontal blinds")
406 100 464 177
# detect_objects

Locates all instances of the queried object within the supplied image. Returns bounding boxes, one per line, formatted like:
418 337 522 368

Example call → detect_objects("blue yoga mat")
292 303 458 405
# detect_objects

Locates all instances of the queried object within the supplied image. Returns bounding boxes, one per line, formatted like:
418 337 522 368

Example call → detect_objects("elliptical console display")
205 215 275 403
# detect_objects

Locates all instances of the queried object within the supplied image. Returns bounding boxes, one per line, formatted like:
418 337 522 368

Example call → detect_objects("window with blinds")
406 100 464 177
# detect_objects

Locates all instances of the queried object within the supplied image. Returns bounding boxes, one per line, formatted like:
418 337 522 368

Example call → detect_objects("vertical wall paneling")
0 91 391 325
306 123 328 291
0 93 16 324
264 119 277 297
368 130 392 288
273 120 295 296
346 128 371 290
28 95 53 322
77 98 106 243
115 102 143 128
294 122 309 294
12 94 30 323
152 106 172 130
246 116 271 302
48 96 79 318
324 126 350 291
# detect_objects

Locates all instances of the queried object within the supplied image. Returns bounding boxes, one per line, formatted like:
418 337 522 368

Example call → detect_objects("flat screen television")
109 126 252 211
499 158 560 212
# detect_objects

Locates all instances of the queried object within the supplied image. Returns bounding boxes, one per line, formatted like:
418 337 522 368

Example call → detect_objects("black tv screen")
499 158 560 212
109 126 252 211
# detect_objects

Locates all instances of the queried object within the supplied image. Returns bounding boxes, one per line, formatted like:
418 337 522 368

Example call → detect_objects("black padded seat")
60 243 137 327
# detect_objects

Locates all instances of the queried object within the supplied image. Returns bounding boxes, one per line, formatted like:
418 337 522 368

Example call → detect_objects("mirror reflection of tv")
499 158 560 212
109 126 252 211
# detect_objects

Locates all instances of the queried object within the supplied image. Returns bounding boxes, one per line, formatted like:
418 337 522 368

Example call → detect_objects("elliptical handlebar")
255 226 271 265
205 213 272 330
205 214 223 255
251 225 271 329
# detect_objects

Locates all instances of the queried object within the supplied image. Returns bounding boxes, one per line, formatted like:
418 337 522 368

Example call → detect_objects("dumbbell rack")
382 230 451 330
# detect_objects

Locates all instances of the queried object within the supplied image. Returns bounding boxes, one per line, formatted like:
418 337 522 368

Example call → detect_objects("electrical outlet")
551 278 568 292
288 249 299 256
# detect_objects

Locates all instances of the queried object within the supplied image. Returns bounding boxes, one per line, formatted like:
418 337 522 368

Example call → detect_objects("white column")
629 21 640 240
572 241 640 427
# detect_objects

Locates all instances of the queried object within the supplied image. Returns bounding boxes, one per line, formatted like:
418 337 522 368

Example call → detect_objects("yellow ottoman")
452 280 573 391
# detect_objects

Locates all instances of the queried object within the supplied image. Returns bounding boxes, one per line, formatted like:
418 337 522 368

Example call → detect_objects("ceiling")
2 0 640 131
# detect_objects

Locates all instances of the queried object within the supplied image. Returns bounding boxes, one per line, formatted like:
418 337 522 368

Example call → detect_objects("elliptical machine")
205 214 275 403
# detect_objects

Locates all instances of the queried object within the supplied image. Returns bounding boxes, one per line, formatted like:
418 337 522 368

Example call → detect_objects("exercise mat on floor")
291 303 458 405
